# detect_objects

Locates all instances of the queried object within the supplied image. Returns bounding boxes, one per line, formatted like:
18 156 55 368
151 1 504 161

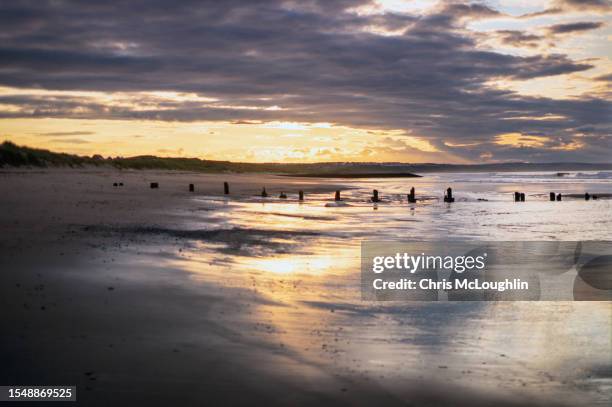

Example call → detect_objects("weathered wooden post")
261 187 268 198
520 193 525 202
224 182 229 195
550 192 555 201
372 189 380 203
279 192 287 199
593 195 598 200
113 182 118 187
298 190 304 201
335 190 341 201
444 187 455 203
119 182 123 187
189 183 194 192
585 192 590 201
150 182 159 189
514 192 520 202
556 193 562 201
408 187 416 203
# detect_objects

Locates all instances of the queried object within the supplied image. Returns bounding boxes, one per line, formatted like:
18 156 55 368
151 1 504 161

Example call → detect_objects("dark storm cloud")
547 21 604 34
520 0 611 17
439 2 501 20
556 0 611 10
0 0 610 162
502 20 604 50
495 30 544 48
594 73 612 82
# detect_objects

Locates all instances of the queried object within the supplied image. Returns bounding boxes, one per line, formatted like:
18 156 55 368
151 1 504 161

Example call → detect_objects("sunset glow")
0 0 610 163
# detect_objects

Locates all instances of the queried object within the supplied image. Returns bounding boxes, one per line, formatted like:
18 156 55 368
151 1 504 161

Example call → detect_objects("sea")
166 171 611 405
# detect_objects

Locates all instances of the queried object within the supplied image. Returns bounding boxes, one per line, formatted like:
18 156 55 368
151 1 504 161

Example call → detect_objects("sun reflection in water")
156 171 611 404
246 254 337 275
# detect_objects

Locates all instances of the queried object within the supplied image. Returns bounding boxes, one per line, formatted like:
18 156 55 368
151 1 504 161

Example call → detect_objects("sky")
0 0 610 163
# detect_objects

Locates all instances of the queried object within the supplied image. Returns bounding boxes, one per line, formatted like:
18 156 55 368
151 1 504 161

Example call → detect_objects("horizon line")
2 140 612 168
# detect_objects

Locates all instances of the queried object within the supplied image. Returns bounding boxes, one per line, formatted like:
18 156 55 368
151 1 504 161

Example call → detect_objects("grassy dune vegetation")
0 141 298 173
0 141 418 174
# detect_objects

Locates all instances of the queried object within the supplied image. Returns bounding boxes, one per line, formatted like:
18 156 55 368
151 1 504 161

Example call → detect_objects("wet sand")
0 169 609 406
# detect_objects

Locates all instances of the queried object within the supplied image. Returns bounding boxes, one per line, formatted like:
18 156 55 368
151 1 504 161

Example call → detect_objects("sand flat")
0 169 609 406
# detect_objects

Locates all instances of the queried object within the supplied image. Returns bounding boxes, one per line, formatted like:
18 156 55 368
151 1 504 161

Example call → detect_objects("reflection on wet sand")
2 170 609 406
149 172 611 405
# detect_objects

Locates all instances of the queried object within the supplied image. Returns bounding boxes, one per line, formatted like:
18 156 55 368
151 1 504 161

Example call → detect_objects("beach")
0 169 610 406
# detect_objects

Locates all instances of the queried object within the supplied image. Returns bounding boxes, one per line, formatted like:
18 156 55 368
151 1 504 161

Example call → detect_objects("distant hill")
1 141 611 175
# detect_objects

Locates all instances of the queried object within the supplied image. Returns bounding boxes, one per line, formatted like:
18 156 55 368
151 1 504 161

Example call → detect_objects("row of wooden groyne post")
145 182 600 202
513 190 599 201
170 181 305 200
148 182 458 202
